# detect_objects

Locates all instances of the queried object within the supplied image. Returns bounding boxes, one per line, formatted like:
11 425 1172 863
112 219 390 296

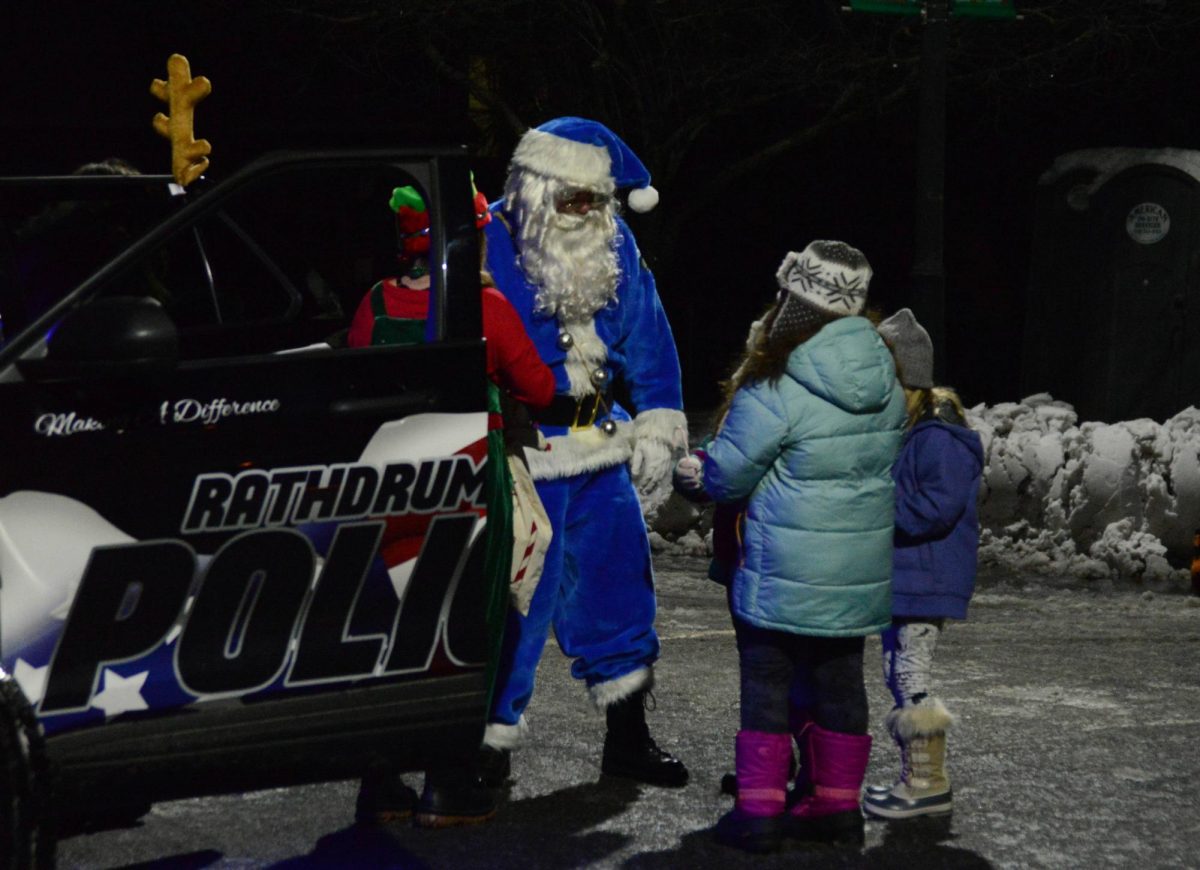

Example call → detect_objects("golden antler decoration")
150 54 212 187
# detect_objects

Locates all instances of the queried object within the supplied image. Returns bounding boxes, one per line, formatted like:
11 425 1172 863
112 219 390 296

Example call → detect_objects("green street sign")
849 0 922 14
951 0 1016 18
849 0 1016 17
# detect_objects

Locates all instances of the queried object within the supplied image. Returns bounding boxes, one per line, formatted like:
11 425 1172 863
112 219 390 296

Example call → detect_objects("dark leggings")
734 617 868 734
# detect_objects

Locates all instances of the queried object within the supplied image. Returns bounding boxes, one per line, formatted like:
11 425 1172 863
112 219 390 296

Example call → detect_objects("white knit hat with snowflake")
775 240 872 318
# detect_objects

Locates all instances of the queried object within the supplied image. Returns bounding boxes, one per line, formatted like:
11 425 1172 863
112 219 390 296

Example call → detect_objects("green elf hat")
390 185 431 257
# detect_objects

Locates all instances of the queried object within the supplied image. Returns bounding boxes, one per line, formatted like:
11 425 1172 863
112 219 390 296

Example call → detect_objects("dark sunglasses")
555 189 612 213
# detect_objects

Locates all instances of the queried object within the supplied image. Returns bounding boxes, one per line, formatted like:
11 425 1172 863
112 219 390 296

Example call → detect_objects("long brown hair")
479 228 496 288
713 298 836 428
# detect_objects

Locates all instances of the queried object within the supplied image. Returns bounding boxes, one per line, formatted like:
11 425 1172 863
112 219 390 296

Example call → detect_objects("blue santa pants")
489 462 660 726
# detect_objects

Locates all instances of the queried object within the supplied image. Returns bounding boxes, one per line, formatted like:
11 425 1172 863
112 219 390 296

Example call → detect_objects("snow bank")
649 394 1200 586
970 393 1198 586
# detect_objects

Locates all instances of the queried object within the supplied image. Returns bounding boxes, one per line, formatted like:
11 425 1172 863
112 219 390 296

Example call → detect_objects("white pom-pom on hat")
627 185 659 213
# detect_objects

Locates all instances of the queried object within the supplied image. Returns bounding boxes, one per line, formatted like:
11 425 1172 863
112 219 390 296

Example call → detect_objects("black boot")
478 744 512 788
355 767 418 824
714 808 784 854
414 763 496 828
601 691 689 787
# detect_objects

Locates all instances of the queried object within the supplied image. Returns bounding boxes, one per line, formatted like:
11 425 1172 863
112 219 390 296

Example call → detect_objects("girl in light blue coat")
675 241 906 853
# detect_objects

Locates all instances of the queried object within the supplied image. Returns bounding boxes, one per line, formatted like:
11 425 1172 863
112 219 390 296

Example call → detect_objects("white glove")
630 409 689 516
631 435 673 498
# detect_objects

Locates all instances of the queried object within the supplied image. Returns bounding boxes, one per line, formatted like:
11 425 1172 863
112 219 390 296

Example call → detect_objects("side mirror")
18 296 178 381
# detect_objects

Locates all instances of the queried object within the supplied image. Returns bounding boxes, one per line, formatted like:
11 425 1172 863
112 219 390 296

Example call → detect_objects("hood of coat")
785 316 897 413
907 417 985 469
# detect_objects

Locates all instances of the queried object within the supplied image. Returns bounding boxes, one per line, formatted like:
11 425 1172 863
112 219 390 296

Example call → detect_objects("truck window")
149 164 436 359
2 163 439 361
0 175 181 341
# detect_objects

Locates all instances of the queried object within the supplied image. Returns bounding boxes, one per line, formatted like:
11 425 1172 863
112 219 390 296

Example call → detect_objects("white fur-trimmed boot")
863 699 953 819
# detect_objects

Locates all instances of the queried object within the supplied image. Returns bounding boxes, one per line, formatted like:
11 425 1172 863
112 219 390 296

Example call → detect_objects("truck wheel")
0 676 55 869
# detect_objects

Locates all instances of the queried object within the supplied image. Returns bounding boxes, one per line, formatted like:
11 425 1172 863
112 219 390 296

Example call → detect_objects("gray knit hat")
775 241 872 317
878 308 933 389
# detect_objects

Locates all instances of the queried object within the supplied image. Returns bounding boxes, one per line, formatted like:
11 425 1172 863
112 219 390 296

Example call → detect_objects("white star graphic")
387 558 415 604
13 659 48 705
92 669 149 718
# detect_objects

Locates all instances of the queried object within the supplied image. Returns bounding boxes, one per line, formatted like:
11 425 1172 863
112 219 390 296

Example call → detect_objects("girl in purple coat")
865 308 983 820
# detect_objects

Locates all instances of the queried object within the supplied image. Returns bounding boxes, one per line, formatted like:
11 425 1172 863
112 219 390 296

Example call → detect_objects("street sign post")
848 0 1016 380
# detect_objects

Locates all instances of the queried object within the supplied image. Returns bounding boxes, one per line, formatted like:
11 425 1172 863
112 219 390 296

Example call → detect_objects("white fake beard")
507 172 621 324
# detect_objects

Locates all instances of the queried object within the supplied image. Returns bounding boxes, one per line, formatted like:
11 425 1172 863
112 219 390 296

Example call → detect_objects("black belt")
537 391 610 427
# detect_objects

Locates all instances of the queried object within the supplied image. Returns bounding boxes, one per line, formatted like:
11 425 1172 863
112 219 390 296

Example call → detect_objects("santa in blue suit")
480 117 689 788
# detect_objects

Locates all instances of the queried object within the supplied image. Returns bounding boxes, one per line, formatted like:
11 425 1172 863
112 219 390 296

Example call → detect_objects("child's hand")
672 452 710 503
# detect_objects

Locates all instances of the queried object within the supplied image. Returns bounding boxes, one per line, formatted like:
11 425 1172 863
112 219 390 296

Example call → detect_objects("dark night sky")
0 5 468 173
5 3 1199 415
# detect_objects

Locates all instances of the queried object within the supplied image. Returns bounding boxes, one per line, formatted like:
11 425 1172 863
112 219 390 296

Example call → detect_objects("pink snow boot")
714 730 791 853
720 706 809 798
786 724 871 847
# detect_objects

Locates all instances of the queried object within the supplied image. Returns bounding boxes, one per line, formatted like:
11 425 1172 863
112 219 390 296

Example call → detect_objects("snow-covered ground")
651 395 1200 589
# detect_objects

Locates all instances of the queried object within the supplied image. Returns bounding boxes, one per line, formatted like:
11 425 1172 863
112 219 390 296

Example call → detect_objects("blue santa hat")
511 116 660 213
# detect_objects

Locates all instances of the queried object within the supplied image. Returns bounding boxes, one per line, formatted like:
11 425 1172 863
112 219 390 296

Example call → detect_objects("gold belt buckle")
570 395 600 431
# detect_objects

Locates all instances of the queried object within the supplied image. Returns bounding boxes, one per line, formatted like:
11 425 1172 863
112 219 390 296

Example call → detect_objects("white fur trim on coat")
525 423 636 481
562 318 608 398
483 716 530 750
512 129 614 190
886 698 953 739
588 666 654 709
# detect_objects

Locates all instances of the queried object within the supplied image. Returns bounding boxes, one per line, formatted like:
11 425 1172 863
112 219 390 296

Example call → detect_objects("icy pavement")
57 557 1200 869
